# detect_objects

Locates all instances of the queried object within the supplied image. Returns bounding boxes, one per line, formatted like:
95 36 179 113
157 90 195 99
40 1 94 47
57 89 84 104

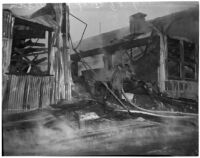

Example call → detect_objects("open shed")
2 3 72 113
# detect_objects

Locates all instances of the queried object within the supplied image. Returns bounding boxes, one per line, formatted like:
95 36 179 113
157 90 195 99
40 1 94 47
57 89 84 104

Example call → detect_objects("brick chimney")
129 12 149 34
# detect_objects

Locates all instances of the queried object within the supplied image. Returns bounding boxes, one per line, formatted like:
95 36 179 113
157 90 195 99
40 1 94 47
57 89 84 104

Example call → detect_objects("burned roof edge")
3 8 58 31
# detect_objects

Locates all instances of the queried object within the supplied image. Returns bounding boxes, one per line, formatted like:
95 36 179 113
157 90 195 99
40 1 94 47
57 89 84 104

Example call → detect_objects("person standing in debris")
111 64 124 99
111 47 132 99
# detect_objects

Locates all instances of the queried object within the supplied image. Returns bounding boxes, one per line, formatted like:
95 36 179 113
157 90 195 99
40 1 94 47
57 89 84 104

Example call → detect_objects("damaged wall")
132 38 160 83
2 4 73 112
2 10 15 108
165 80 198 100
73 7 198 101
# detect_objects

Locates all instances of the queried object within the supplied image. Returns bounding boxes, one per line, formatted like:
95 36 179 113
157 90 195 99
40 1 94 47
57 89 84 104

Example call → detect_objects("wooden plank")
180 40 184 79
11 17 15 38
50 77 55 104
5 11 9 38
7 75 17 110
27 76 35 109
44 77 50 107
3 39 13 74
8 12 12 38
2 75 11 111
16 48 48 54
40 76 50 108
25 76 31 109
18 76 26 110
15 76 20 110
20 51 48 57
39 77 43 108
3 11 6 37
33 57 47 65
22 76 28 110
34 77 40 109
48 31 52 74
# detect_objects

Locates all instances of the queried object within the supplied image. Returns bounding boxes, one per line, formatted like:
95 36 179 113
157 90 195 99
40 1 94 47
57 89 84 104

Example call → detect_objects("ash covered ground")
3 99 198 156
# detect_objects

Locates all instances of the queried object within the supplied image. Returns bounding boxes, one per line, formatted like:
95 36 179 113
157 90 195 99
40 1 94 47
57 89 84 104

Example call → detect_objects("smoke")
3 110 198 156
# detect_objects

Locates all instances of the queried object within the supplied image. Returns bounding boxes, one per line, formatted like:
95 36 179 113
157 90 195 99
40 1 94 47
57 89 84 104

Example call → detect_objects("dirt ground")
3 100 198 156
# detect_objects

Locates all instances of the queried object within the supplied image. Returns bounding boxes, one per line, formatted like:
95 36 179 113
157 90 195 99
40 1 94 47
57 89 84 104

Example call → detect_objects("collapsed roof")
4 4 59 31
151 6 199 43
72 6 198 60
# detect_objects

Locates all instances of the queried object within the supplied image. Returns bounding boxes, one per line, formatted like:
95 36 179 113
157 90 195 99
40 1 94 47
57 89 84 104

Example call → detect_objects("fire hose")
120 88 197 118
68 19 197 119
72 46 197 119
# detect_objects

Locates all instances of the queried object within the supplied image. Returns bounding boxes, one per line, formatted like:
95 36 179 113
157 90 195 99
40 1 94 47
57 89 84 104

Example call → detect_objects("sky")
3 2 198 42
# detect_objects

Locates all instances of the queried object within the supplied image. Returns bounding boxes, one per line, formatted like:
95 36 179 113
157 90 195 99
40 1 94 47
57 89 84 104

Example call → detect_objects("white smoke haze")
3 113 198 155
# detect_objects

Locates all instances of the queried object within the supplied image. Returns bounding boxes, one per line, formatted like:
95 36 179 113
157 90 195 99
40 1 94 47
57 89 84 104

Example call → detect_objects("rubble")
2 3 198 156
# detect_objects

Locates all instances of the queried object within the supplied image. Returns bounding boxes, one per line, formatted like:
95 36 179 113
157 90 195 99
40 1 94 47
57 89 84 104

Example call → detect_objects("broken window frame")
8 17 53 76
166 36 197 81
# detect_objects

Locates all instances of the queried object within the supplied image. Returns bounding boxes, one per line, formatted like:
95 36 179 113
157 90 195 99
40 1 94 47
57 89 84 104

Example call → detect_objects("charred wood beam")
19 51 48 57
11 49 47 66
14 17 53 31
71 37 150 61
48 31 52 74
22 40 45 47
19 48 48 54
32 57 47 65
12 48 48 57
14 48 31 62
13 29 46 39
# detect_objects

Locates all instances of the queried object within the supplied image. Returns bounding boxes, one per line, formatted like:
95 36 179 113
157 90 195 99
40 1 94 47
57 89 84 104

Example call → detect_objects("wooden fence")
3 75 55 113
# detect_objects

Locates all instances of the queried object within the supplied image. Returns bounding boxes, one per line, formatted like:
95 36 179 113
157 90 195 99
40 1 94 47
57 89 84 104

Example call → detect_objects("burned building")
2 4 72 113
71 7 198 101
2 3 199 156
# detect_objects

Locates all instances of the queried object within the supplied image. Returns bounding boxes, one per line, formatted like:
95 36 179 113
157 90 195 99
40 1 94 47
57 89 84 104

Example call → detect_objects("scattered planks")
13 48 48 55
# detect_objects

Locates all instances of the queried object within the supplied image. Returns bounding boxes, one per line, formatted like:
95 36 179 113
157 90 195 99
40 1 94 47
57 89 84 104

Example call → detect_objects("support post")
62 3 71 100
48 31 52 74
159 34 167 92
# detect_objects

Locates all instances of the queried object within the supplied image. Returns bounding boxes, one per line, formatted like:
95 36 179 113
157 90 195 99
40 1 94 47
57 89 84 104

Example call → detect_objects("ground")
3 99 198 156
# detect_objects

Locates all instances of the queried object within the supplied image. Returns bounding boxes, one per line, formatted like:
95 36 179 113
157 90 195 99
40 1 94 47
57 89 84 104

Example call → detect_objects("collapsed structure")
71 7 198 102
2 5 198 114
2 4 72 112
2 4 199 156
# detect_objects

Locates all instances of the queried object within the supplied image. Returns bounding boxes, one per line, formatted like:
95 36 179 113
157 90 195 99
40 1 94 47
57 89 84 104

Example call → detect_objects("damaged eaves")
151 6 199 43
4 9 57 32
73 6 198 56
71 35 151 61
3 6 60 76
